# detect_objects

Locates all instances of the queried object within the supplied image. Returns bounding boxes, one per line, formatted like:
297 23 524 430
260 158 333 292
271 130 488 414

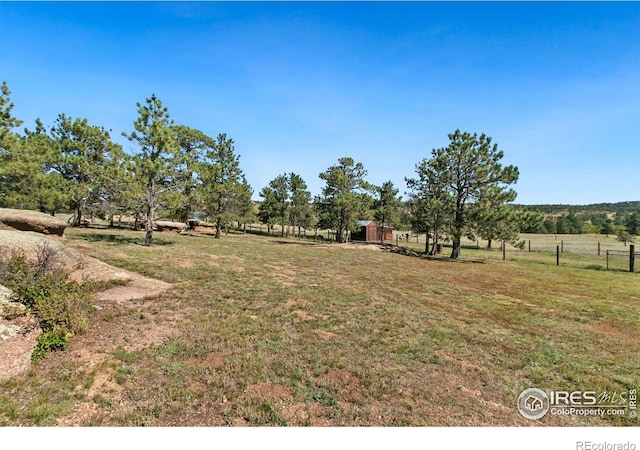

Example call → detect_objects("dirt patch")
586 318 640 340
264 261 297 277
434 350 485 373
243 382 293 402
273 269 296 277
284 299 312 308
292 310 315 323
221 254 242 261
281 402 333 426
55 401 100 426
317 370 364 402
176 260 194 268
265 262 297 286
188 352 224 369
161 258 193 268
265 260 293 267
54 352 126 426
314 330 338 341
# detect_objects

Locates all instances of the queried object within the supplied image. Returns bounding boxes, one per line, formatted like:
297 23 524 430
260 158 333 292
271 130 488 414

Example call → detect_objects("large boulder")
0 208 67 237
154 220 187 233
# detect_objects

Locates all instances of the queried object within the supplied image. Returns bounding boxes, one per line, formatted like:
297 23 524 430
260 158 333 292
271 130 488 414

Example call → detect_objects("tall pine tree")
124 95 179 246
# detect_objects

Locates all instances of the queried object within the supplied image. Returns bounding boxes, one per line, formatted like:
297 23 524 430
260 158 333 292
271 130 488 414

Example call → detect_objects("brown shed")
352 220 393 242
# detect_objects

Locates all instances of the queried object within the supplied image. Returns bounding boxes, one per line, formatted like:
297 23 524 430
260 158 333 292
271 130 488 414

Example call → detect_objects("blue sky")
1 2 639 205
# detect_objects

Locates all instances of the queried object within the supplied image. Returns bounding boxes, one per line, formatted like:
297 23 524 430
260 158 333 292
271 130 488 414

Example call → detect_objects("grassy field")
0 227 638 426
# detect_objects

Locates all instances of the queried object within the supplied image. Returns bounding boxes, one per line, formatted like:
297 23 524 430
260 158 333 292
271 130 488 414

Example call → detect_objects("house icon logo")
518 388 550 420
526 395 543 411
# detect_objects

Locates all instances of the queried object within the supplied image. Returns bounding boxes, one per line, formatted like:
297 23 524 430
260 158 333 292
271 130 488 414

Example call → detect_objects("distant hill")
516 201 640 215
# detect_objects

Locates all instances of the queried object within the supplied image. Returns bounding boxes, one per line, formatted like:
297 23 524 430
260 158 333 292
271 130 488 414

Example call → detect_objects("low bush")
0 243 96 360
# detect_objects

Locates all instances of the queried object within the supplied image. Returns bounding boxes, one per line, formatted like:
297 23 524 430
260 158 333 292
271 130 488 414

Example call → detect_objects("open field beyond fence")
1 227 638 426
392 233 637 272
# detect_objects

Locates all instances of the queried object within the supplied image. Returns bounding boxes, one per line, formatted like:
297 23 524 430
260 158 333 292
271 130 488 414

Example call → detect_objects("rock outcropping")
0 284 40 383
154 220 187 233
0 208 67 237
0 229 79 270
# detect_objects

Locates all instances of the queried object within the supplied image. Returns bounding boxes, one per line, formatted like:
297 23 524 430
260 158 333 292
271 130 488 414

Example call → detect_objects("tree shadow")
379 244 487 264
73 232 175 246
272 240 317 246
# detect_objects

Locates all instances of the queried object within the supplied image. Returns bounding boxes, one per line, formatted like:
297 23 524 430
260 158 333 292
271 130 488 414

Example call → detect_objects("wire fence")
236 224 638 272
71 215 639 272
605 249 638 272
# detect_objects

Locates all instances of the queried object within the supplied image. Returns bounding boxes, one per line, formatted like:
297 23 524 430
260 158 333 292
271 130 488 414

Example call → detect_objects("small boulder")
0 208 67 237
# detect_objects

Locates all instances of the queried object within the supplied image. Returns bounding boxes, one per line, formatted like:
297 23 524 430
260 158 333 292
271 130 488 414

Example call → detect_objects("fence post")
561 240 564 253
502 241 506 260
528 240 531 252
631 245 635 273
598 242 600 256
606 250 609 270
556 245 560 266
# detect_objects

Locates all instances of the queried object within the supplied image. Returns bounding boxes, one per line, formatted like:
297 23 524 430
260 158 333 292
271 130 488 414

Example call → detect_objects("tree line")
6 81 631 258
519 208 639 239
233 130 531 259
520 201 640 215
0 83 253 246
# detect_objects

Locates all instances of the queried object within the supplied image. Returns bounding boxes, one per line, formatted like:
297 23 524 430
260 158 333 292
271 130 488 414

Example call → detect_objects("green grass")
0 227 638 426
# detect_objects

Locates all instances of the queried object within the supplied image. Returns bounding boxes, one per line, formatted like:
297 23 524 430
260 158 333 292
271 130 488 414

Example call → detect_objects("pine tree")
288 173 314 236
47 114 123 226
413 130 519 259
315 157 373 243
373 181 402 244
124 95 178 246
199 134 249 239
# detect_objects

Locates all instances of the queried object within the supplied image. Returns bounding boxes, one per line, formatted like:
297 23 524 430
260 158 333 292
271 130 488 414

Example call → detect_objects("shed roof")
357 220 374 227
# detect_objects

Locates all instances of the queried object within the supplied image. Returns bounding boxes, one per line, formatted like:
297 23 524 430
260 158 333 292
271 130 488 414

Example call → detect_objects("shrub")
0 244 96 359
32 327 72 361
